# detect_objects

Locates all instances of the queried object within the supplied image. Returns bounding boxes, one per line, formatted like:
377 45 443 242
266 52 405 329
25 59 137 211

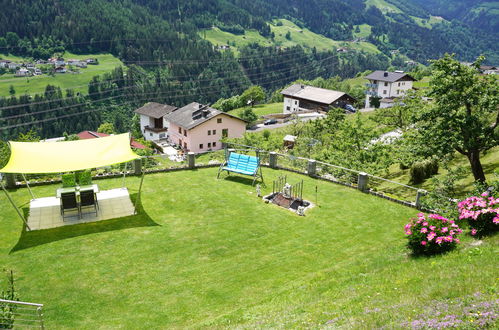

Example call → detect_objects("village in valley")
0 56 98 77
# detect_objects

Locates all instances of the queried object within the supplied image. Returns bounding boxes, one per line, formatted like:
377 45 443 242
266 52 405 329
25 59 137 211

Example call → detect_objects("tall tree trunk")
467 149 486 182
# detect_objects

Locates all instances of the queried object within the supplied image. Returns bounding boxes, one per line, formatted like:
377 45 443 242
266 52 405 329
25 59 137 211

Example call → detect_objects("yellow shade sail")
0 133 139 174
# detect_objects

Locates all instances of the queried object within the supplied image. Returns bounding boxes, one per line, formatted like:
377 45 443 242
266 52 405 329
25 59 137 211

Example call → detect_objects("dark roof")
365 71 416 83
165 102 245 130
480 65 497 70
134 102 178 119
280 84 354 104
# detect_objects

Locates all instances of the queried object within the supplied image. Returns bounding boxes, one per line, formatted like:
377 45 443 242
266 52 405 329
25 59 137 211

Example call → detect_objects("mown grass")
200 19 380 55
353 24 372 39
0 52 123 97
365 0 402 14
0 167 497 328
228 102 283 118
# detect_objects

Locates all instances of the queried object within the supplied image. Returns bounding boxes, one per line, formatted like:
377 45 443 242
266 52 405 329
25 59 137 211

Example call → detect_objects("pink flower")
427 232 436 241
422 222 428 226
481 192 489 197
435 237 443 244
405 230 412 236
421 241 427 246
441 227 448 233
420 227 428 233
471 229 477 236
429 225 436 231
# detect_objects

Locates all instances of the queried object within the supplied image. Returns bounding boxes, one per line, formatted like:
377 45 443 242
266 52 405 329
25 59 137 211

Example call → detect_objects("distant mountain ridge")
0 0 497 64
408 0 499 33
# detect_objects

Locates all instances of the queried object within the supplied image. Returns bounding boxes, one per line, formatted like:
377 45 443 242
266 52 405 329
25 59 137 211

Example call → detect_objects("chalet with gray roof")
165 102 246 153
364 71 416 108
134 102 178 142
280 84 356 113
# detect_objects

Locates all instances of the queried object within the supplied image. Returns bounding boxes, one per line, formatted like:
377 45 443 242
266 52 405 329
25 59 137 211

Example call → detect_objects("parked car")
345 104 356 113
264 119 278 125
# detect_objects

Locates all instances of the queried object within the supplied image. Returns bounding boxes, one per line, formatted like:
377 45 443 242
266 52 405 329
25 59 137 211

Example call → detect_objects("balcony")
144 126 168 133
365 83 378 89
365 90 378 96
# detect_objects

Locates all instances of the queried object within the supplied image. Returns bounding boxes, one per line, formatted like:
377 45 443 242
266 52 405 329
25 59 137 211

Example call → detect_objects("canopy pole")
1 182 31 231
21 173 36 200
133 170 145 215
122 162 127 188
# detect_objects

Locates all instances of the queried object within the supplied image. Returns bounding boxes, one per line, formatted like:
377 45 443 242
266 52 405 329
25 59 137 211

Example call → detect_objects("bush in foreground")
458 193 499 237
405 213 462 255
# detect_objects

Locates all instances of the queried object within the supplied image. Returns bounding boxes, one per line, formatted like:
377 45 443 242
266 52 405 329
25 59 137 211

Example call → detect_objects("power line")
0 57 330 130
0 50 332 111
0 54 336 116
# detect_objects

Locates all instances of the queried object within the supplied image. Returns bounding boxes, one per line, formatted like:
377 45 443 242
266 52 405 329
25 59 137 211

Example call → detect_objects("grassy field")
0 52 123 97
410 15 445 29
365 0 402 14
1 167 497 328
353 24 372 39
228 102 283 118
200 19 380 55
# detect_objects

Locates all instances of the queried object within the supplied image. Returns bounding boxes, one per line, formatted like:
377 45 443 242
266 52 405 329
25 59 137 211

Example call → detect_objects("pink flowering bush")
405 213 462 255
458 192 499 237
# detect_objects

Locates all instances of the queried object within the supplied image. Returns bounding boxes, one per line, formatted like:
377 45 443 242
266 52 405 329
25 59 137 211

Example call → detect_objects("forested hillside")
409 0 499 33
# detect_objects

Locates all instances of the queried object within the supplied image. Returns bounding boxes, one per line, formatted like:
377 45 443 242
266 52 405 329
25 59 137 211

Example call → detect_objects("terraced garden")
1 167 497 328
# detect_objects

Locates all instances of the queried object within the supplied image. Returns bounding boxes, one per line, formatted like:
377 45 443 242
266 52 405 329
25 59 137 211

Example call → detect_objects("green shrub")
61 173 76 187
458 193 499 237
405 213 462 256
78 170 92 186
410 158 439 184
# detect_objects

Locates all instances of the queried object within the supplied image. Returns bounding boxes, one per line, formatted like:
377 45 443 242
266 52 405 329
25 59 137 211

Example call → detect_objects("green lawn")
228 102 283 118
200 19 380 55
410 15 445 29
0 52 123 97
1 167 497 328
365 0 402 14
414 76 431 88
353 24 372 39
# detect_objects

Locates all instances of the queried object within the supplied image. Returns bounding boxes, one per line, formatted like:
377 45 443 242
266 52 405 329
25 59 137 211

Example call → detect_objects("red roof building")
77 131 147 150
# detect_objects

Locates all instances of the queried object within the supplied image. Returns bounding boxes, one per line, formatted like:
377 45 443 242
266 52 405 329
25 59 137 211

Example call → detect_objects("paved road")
248 108 375 132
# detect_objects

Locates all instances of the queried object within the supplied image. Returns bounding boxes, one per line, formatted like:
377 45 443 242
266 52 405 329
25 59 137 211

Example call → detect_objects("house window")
212 130 216 135
213 142 216 147
183 129 187 137
149 133 153 137
398 82 400 87
397 90 400 95
286 106 290 111
184 142 187 149
217 118 222 124
178 127 181 134
222 129 228 138
199 144 203 149
383 90 387 95
295 100 298 105
208 130 211 135
384 82 388 87
208 142 211 148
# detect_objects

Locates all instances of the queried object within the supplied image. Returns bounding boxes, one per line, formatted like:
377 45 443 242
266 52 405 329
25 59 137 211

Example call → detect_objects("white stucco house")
134 102 178 142
281 84 356 113
364 71 416 108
